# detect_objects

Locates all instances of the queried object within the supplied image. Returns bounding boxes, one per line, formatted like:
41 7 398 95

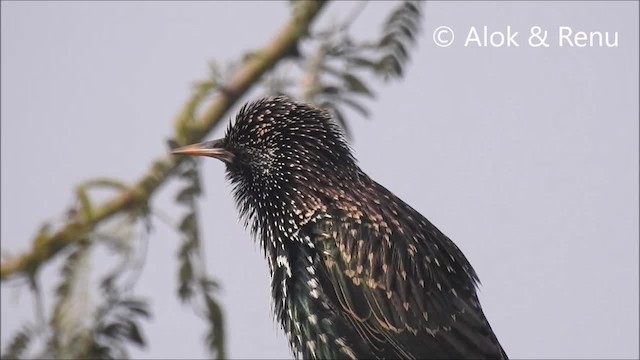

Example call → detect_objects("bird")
172 96 508 359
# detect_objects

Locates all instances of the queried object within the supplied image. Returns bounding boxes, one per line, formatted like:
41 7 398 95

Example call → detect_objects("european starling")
172 96 508 359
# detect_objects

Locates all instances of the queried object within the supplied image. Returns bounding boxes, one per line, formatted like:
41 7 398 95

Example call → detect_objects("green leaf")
124 321 145 347
178 258 195 302
346 56 378 70
175 186 197 204
341 97 371 118
120 299 150 318
377 54 403 79
179 213 197 234
378 33 397 48
342 73 375 98
200 277 220 293
1 325 32 360
404 1 421 16
203 293 226 359
392 41 409 62
100 323 124 340
319 85 342 96
395 23 418 44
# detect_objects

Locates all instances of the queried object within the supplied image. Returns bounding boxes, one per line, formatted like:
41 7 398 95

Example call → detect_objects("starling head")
173 96 357 187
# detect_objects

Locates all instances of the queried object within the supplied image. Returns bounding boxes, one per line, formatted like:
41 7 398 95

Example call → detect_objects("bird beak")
172 139 234 163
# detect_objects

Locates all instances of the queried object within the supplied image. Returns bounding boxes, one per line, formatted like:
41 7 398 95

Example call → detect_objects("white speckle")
310 289 319 298
281 278 288 302
277 255 292 277
319 333 328 343
335 339 356 360
306 266 316 275
436 282 442 290
306 340 316 357
308 314 317 325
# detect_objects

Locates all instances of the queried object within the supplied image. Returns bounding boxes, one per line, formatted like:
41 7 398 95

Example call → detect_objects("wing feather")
300 180 507 359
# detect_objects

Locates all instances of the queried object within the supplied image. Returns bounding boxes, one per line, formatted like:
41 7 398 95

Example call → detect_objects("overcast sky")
1 1 638 359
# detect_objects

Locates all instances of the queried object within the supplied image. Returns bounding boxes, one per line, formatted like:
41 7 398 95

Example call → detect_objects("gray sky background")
1 1 638 359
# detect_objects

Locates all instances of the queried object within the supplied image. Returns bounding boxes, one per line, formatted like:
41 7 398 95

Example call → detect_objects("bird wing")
301 182 507 359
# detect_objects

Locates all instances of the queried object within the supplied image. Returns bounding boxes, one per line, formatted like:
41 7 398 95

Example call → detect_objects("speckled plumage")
173 96 508 359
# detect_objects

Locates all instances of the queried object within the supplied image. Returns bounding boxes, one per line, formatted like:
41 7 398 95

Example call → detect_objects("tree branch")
1 0 328 281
